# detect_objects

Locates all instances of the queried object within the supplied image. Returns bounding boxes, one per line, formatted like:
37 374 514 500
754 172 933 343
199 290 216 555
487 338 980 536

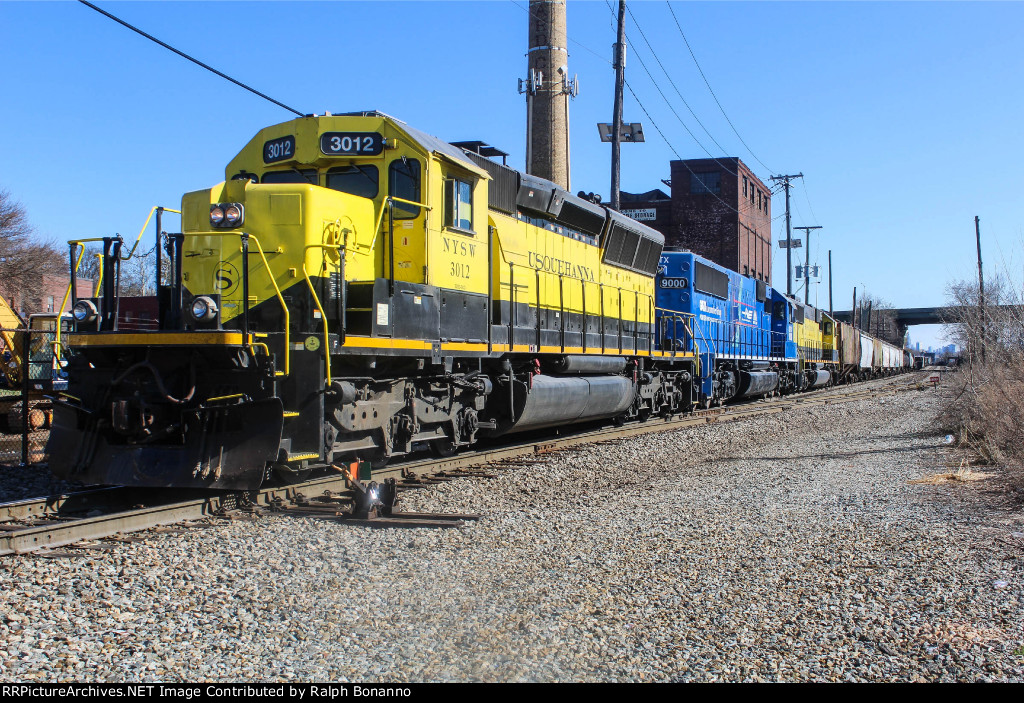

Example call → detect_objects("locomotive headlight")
210 205 225 226
72 300 98 323
224 203 243 226
190 296 218 322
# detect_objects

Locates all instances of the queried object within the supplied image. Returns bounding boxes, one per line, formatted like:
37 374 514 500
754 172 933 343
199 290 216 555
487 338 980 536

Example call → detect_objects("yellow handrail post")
246 234 289 378
302 242 345 386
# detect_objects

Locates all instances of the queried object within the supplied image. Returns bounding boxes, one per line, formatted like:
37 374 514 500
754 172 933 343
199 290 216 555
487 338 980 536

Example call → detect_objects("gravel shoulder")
1 378 1021 682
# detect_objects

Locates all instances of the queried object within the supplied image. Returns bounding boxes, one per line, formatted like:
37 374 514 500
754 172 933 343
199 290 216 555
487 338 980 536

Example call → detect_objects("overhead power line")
623 4 734 160
78 0 304 117
665 1 772 173
624 80 745 217
603 1 740 181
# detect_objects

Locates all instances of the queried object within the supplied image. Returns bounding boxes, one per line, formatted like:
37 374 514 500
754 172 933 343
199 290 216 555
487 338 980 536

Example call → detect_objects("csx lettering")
527 251 595 281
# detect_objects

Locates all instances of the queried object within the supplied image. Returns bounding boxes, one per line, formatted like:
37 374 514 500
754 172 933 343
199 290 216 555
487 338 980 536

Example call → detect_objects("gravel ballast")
0 378 1021 681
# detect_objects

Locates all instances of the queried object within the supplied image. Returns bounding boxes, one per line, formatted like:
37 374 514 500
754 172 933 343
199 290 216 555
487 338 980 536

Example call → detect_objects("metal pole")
975 215 985 363
784 181 792 296
794 226 822 305
770 173 803 297
852 287 857 329
610 0 626 210
155 207 163 292
155 207 163 324
20 337 28 466
68 243 79 316
804 229 811 305
828 250 833 316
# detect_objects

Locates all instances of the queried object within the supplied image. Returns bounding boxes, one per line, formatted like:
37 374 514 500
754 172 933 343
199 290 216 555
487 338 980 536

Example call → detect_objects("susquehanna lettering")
527 251 595 282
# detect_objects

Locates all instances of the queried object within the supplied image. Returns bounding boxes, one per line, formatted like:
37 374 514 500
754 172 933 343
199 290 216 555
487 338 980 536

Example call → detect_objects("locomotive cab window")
262 168 318 185
326 165 379 199
443 178 474 233
388 158 421 219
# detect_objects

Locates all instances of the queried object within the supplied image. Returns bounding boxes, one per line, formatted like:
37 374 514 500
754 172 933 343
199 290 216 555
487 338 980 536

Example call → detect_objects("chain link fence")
0 328 62 467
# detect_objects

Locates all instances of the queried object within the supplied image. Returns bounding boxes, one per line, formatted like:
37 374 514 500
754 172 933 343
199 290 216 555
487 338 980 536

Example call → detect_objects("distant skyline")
3 1 1022 348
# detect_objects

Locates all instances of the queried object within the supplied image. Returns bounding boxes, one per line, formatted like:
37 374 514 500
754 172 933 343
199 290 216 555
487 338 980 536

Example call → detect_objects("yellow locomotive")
789 301 839 391
49 112 694 489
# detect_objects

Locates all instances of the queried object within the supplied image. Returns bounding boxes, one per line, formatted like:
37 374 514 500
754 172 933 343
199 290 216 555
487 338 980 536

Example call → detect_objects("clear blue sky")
3 1 1022 349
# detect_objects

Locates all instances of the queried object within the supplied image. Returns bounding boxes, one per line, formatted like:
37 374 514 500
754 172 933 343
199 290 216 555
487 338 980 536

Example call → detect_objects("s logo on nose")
214 261 240 296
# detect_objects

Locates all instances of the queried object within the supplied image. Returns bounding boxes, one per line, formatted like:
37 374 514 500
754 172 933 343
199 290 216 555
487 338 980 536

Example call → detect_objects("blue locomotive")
655 250 804 403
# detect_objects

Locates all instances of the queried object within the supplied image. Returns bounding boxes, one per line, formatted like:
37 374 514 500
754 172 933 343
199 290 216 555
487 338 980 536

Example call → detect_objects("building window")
444 178 474 232
743 176 748 197
47 296 54 313
690 171 721 195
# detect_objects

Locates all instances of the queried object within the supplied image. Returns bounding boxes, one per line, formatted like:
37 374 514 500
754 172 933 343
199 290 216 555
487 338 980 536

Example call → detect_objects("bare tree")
942 273 1024 474
855 292 901 344
119 246 156 296
0 189 66 312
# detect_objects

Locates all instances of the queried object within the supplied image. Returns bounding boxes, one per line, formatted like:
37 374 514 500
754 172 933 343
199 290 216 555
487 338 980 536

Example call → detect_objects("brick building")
668 158 772 283
2 274 94 318
622 158 773 284
618 188 672 228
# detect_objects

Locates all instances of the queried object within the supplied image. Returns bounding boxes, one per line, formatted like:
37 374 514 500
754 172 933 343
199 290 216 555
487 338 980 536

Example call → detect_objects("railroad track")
0 374 926 556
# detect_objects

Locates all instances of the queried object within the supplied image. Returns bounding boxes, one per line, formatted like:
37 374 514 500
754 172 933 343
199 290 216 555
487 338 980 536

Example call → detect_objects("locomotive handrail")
121 206 182 260
359 195 431 257
57 206 182 352
179 230 290 378
54 245 89 355
657 305 714 369
492 229 658 355
302 242 345 385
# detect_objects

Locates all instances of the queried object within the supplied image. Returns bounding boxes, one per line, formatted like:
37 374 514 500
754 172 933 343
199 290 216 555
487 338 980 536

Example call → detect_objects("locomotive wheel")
359 450 390 470
429 438 458 458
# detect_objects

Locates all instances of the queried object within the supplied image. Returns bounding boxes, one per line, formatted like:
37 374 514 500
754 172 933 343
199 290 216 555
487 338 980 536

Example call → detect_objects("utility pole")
852 287 857 328
770 173 803 297
794 225 822 305
598 1 643 209
610 0 626 210
975 215 986 363
828 250 833 316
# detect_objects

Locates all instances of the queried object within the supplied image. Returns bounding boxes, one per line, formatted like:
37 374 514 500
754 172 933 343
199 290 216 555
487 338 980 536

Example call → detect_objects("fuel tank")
736 370 779 399
548 355 628 374
505 374 635 433
806 369 831 389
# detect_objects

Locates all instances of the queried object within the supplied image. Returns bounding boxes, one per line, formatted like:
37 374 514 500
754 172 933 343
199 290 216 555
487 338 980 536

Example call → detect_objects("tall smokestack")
523 0 575 190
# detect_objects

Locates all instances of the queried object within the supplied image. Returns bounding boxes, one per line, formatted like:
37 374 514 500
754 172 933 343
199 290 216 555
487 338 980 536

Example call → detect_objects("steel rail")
0 374 924 556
